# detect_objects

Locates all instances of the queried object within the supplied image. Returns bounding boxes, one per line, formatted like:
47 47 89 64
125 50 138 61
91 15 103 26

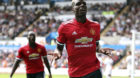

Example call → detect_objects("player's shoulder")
88 20 100 25
58 19 74 30
61 19 74 26
36 43 45 48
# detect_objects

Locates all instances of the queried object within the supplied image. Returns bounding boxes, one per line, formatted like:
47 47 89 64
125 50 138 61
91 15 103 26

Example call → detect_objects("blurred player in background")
10 31 52 78
126 51 132 78
52 0 114 78
104 56 113 78
97 53 104 74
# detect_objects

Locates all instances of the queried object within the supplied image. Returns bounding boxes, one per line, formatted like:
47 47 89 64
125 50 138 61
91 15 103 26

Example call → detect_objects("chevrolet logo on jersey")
29 53 39 58
75 37 93 44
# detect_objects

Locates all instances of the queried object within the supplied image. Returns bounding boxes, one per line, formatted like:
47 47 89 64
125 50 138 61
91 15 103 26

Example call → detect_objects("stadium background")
0 0 140 78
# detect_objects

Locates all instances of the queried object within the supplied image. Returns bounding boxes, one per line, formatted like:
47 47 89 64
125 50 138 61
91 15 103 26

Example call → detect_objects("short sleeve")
57 23 66 44
41 46 47 56
16 48 23 60
95 24 100 41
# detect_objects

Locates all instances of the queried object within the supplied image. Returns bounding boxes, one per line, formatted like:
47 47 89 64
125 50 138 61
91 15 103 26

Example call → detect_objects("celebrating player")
52 0 114 78
10 31 52 78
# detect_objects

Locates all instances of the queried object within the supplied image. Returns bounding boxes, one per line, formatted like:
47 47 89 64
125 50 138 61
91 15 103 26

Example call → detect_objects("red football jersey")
17 43 47 74
57 19 100 77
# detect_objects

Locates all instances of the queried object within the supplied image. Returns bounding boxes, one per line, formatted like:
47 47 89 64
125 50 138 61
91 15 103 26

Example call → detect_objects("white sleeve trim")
16 57 23 60
56 40 64 45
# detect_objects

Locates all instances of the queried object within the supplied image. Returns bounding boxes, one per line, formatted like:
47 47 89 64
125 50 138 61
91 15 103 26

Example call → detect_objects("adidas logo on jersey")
72 31 77 35
27 51 30 53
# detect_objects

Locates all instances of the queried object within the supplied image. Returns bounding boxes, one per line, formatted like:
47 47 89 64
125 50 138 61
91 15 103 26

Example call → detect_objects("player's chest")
23 48 42 59
65 25 96 39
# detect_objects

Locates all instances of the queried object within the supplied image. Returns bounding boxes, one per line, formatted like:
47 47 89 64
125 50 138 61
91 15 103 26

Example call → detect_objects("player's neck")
75 16 86 23
29 42 36 49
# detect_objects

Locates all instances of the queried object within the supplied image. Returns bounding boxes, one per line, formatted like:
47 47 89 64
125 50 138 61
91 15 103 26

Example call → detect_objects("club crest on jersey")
75 37 93 44
90 29 95 35
37 48 41 53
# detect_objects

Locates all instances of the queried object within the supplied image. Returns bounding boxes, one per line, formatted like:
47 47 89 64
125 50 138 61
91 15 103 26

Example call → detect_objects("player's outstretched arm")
98 48 114 56
43 56 52 78
96 40 114 56
10 59 21 78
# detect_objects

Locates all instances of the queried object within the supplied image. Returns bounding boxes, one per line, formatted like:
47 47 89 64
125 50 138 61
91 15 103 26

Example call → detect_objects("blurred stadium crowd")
0 0 140 71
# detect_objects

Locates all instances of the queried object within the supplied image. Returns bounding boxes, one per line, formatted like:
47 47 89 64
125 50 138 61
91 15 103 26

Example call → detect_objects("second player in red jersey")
17 43 48 74
10 31 52 78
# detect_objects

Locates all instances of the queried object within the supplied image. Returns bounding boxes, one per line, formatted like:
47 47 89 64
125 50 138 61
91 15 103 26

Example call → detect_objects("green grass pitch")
1 73 140 78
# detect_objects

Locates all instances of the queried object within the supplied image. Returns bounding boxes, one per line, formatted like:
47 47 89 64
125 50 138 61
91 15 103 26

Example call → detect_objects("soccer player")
52 0 114 78
104 56 113 78
126 51 132 78
10 31 52 78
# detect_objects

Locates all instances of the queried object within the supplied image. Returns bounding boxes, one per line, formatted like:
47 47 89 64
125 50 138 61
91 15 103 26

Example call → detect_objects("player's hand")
48 51 61 66
53 52 61 60
99 48 114 56
48 51 61 60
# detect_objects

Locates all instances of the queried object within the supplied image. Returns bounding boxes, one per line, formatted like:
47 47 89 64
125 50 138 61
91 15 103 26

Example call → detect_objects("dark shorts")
70 69 102 78
27 71 45 78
